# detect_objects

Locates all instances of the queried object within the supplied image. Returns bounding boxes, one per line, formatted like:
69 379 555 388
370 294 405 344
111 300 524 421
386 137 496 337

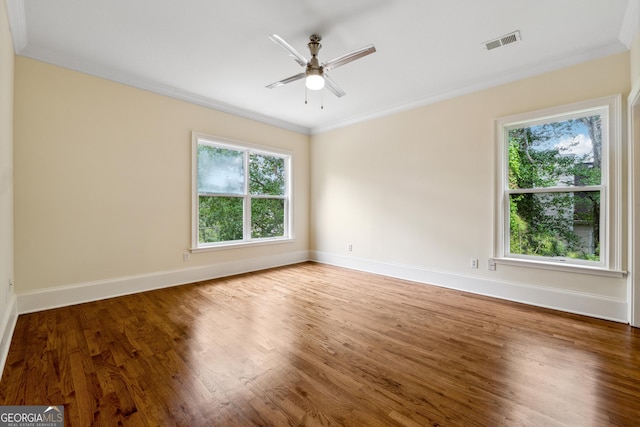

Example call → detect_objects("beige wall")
8 31 636 319
311 52 630 302
632 33 640 89
14 57 310 292
0 1 15 360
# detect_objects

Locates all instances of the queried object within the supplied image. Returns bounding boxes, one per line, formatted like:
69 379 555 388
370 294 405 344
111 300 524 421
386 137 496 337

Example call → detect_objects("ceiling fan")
266 34 376 98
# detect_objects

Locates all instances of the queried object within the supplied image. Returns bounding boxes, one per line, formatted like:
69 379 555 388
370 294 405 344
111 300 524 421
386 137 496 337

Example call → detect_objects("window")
495 96 622 274
192 133 292 250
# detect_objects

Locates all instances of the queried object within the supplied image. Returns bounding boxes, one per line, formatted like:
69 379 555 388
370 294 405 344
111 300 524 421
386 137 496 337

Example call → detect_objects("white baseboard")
3 247 627 375
0 293 18 375
17 250 310 314
311 251 628 323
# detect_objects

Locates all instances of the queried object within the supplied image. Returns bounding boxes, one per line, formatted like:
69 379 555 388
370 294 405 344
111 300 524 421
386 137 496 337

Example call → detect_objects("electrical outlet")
470 258 478 269
183 252 190 261
348 244 353 252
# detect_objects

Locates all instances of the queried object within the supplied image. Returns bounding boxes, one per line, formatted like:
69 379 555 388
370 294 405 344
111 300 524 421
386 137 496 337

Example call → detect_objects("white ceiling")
5 0 639 134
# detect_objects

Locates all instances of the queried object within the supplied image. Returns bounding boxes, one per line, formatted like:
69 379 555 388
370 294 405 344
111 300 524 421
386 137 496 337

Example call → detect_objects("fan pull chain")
302 86 326 109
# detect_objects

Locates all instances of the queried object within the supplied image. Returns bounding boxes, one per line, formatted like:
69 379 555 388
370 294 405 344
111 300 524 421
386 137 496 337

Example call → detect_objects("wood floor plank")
2 262 640 426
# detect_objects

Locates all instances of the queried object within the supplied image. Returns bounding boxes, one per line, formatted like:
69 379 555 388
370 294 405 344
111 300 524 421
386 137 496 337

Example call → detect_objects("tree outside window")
495 96 621 272
508 115 602 261
193 136 291 248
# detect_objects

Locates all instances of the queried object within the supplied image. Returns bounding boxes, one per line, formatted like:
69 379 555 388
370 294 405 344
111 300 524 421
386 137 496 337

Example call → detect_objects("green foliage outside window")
250 153 286 239
199 196 243 243
197 143 288 244
508 116 602 261
251 198 285 238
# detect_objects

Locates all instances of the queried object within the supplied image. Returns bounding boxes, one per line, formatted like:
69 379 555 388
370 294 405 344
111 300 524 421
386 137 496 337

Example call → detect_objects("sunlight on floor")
503 337 599 426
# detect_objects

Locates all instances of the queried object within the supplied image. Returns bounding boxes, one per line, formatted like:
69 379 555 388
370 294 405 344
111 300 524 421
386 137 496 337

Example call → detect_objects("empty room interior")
2 1 640 425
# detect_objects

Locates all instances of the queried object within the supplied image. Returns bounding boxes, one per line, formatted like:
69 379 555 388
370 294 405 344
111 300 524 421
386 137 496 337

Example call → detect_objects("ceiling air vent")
482 30 521 51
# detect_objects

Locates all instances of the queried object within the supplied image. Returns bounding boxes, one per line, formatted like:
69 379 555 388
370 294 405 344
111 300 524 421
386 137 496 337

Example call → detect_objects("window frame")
494 95 624 276
191 132 293 251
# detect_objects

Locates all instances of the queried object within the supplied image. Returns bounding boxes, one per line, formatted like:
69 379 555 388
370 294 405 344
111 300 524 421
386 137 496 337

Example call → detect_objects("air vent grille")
483 30 521 51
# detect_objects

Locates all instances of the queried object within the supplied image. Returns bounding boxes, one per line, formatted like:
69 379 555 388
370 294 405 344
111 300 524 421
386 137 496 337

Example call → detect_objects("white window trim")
191 132 294 252
493 95 625 277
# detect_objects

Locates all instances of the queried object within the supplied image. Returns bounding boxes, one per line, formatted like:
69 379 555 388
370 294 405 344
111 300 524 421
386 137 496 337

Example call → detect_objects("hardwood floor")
1 262 640 426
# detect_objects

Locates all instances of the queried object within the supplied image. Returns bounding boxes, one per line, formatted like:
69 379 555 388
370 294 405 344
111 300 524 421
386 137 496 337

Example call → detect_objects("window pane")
509 191 600 261
249 154 285 196
198 145 244 194
251 198 285 238
508 115 602 189
199 196 243 243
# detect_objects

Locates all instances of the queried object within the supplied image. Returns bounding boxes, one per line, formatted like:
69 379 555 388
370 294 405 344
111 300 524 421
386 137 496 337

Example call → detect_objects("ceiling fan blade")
268 34 308 68
324 75 346 98
322 44 376 72
266 72 306 89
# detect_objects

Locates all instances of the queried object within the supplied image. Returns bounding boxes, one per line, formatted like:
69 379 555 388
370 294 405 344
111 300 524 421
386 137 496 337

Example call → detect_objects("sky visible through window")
529 120 594 161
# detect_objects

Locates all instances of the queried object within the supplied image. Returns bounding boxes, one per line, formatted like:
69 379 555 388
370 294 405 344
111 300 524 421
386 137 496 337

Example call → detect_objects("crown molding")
18 37 627 139
310 41 628 135
10 0 635 138
19 48 312 135
5 0 27 52
619 0 640 48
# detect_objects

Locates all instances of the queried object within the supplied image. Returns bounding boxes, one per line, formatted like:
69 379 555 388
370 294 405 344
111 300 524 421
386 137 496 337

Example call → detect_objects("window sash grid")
198 194 286 200
243 151 250 241
193 133 292 249
494 95 621 271
506 185 603 195
198 193 245 198
250 194 287 200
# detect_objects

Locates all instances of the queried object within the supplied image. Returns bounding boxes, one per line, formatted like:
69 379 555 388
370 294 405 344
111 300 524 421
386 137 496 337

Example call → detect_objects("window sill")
191 237 295 253
493 257 626 278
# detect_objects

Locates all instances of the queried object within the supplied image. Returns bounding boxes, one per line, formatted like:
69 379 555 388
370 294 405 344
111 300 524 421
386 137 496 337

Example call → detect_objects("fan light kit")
266 33 376 106
306 72 324 90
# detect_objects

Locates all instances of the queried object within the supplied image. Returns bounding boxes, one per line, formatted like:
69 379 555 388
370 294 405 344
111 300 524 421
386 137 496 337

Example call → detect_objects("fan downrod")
308 34 322 58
